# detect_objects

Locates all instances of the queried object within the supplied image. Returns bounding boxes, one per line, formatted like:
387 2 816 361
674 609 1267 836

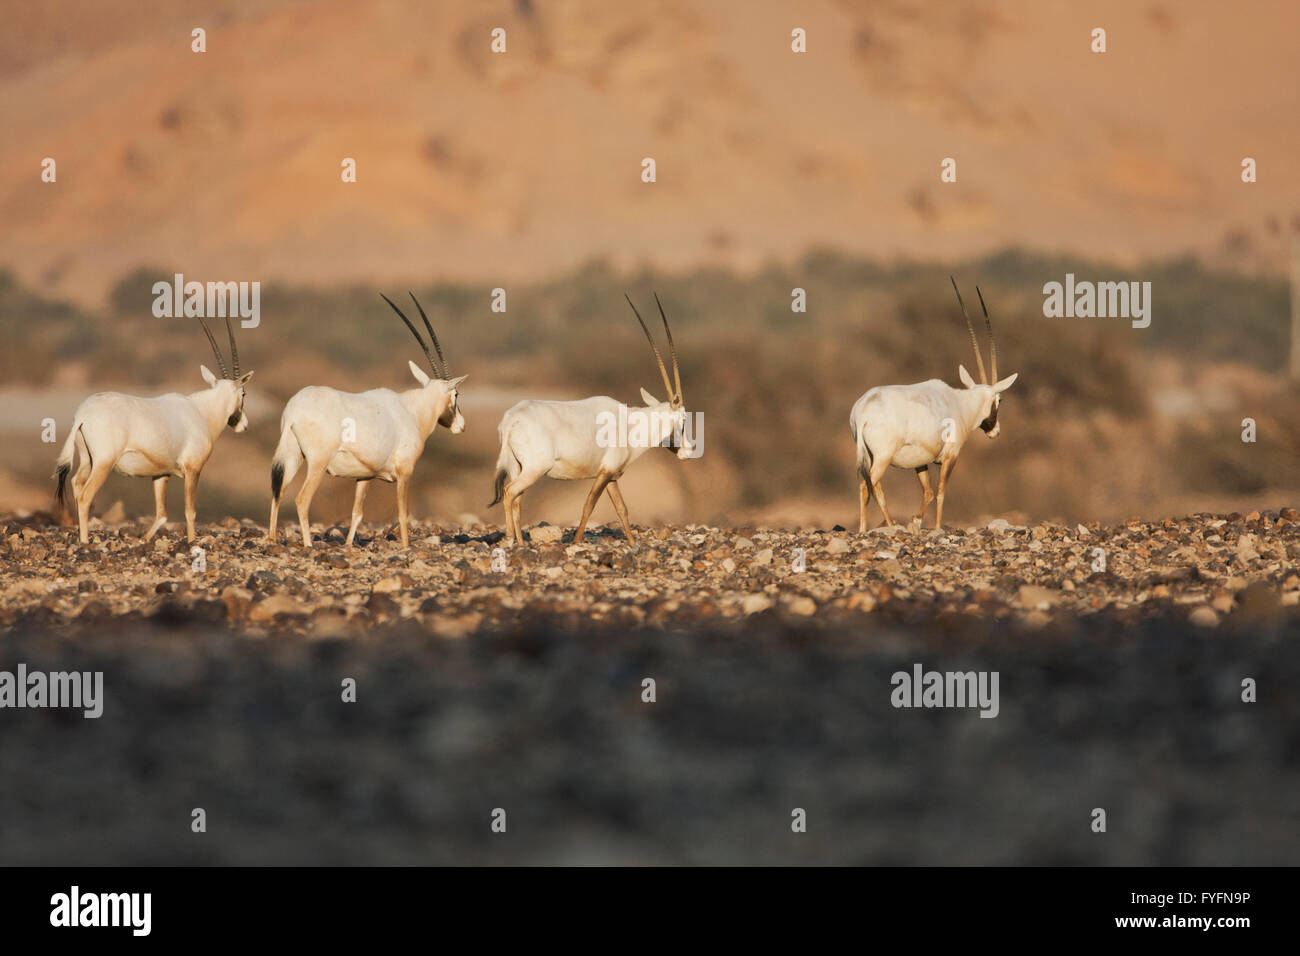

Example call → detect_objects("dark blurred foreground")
1 612 1296 865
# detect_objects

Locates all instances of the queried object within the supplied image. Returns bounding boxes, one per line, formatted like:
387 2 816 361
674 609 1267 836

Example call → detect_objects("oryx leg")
294 459 329 548
182 468 200 543
935 457 956 530
395 474 410 546
146 476 169 540
75 458 114 545
573 473 613 542
858 477 871 534
500 484 516 542
346 479 370 546
868 457 895 527
510 494 524 545
605 479 635 543
266 496 280 544
915 466 935 525
503 468 545 546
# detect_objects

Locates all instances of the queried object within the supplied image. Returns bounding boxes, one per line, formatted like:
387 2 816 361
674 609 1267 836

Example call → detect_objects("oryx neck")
187 384 233 439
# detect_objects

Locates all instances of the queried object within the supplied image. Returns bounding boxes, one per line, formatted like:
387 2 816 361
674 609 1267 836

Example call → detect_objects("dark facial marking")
979 398 1000 433
438 396 458 428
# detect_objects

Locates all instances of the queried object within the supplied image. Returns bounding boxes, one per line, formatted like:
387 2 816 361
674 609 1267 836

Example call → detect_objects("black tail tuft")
488 468 506 508
271 461 285 501
54 463 70 515
857 440 874 484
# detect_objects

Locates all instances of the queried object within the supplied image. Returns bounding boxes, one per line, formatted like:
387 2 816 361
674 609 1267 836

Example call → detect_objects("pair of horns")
950 276 998 384
196 316 240 379
625 292 682 406
381 292 449 379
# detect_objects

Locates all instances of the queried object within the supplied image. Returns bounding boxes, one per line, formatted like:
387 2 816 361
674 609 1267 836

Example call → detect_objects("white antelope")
54 317 254 544
489 294 695 546
851 278 1017 531
265 293 466 548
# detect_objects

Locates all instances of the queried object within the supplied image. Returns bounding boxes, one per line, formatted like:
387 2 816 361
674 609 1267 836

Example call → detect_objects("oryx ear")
448 374 468 388
236 370 255 387
640 387 660 406
992 372 1019 392
408 360 431 387
200 364 219 387
958 365 977 389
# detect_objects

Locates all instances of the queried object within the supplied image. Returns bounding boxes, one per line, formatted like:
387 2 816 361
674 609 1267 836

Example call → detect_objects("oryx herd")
53 280 1017 547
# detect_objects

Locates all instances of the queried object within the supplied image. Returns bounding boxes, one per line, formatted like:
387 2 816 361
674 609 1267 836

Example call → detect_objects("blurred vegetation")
3 251 1297 515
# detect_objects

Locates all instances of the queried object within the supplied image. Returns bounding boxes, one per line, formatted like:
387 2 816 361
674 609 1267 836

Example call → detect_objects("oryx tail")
269 422 305 502
489 423 523 508
852 416 874 485
53 422 83 514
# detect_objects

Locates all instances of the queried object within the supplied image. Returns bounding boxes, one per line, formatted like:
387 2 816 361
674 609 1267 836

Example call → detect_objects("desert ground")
2 509 1297 864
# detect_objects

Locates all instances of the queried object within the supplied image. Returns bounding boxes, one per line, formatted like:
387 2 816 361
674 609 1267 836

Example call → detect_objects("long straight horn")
624 293 675 400
408 292 448 378
380 293 440 378
224 316 240 378
976 285 996 383
652 292 682 405
950 275 987 385
195 316 229 379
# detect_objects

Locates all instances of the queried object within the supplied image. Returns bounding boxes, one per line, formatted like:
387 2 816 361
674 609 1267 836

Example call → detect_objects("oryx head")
196 315 254 432
952 277 1017 438
626 292 695 460
382 292 467 434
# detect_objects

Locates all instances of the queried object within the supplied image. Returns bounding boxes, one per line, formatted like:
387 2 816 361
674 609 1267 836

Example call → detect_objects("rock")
753 548 774 566
827 537 850 555
734 537 755 550
530 525 564 544
1188 606 1219 628
1017 585 1057 610
1282 574 1300 607
784 595 817 616
373 573 414 593
742 594 773 615
309 609 352 639
249 594 310 622
365 592 400 620
988 518 1012 532
846 591 876 612
720 557 736 574
427 611 483 638
220 586 254 620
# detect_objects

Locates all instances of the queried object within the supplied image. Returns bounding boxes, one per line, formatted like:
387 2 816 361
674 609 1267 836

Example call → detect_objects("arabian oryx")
265 293 466 548
54 317 254 544
850 278 1017 531
489 294 695 546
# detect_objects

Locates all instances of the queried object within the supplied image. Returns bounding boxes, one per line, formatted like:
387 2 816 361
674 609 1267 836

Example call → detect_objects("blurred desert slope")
0 0 1297 300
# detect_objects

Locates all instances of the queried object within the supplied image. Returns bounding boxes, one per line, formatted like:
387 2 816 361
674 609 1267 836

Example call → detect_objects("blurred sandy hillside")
1 0 1298 306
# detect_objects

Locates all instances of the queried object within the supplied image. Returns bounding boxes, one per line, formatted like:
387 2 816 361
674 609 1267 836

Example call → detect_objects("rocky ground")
1 511 1298 864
